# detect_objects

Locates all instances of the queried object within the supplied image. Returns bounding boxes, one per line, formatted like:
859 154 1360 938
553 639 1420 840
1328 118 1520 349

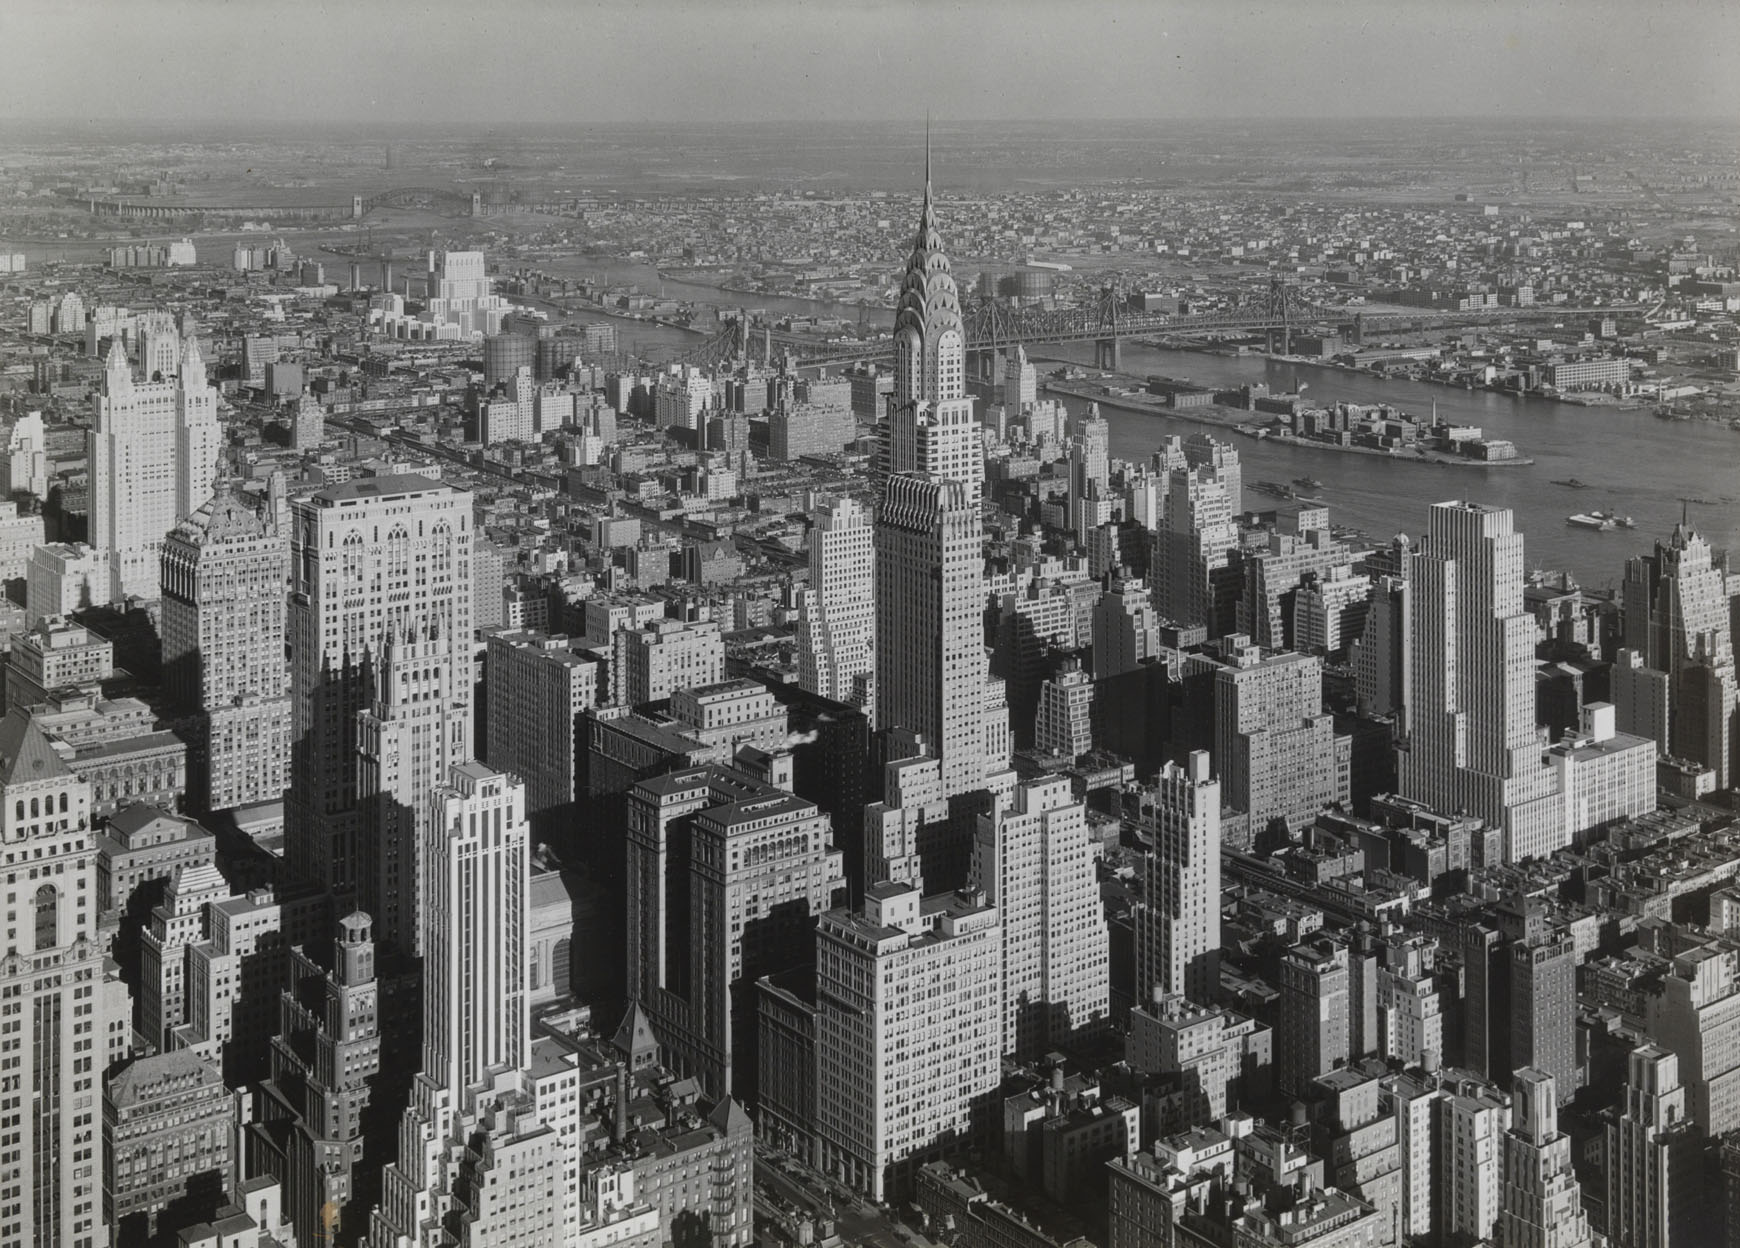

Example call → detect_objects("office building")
1213 639 1349 842
1152 462 1241 636
815 884 1002 1203
4 615 113 710
1646 935 1740 1136
286 473 471 899
483 628 599 826
1438 1072 1510 1247
1622 522 1737 787
1135 751 1222 1006
1126 996 1272 1125
355 632 468 954
1 410 49 500
876 473 1007 799
970 774 1108 1055
368 763 533 1248
420 249 511 338
103 1049 233 1242
260 911 389 1246
1032 666 1094 759
1611 647 1671 752
610 617 724 706
797 497 875 707
89 335 222 601
26 541 113 626
881 151 982 503
1278 936 1351 1097
1399 502 1562 863
626 766 844 1097
0 709 111 1248
1497 1069 1593 1248
1090 578 1161 681
160 485 292 813
1603 1044 1704 1248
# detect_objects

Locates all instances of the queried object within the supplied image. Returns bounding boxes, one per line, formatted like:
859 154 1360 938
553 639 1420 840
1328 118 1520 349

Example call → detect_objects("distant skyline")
4 0 1738 128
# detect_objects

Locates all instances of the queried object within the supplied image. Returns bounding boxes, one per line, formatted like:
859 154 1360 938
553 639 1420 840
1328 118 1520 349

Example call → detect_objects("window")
33 886 56 953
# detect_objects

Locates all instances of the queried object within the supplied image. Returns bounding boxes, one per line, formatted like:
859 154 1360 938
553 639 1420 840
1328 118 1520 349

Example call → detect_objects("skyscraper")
814 883 1002 1203
880 145 981 503
89 334 222 600
285 474 471 904
368 763 531 1248
1212 639 1349 842
1623 522 1737 787
355 632 469 954
1135 751 1221 1006
1497 1069 1593 1248
875 473 1006 800
971 774 1109 1055
1152 462 1241 635
159 484 292 814
797 497 874 708
1603 1044 1704 1248
1399 502 1561 863
0 709 111 1248
625 766 844 1098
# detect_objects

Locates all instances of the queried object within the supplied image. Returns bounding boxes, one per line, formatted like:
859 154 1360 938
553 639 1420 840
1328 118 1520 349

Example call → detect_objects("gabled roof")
0 709 72 787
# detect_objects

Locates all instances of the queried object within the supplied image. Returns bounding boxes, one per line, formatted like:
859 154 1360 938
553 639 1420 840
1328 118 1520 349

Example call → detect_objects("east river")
566 276 1739 587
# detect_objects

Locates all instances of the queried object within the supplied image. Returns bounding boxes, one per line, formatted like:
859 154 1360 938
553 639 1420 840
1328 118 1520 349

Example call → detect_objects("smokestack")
613 1063 630 1144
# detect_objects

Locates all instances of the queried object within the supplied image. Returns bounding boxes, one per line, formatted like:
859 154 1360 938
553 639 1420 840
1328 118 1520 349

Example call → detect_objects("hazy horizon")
5 0 1738 128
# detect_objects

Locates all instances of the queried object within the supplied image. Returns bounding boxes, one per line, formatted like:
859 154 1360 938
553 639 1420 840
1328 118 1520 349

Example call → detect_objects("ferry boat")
1591 510 1636 529
1293 476 1325 490
1567 513 1617 532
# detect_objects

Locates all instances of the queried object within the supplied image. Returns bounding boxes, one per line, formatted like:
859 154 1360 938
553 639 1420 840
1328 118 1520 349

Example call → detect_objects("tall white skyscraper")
1135 751 1221 1006
1399 502 1561 863
1497 1069 1593 1248
286 474 472 903
88 334 222 600
880 146 982 504
971 774 1109 1055
875 473 1005 801
797 497 874 707
370 763 531 1248
0 710 111 1248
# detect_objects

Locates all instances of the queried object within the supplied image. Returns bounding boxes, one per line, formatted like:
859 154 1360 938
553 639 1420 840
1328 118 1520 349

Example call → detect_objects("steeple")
103 337 132 394
893 120 964 410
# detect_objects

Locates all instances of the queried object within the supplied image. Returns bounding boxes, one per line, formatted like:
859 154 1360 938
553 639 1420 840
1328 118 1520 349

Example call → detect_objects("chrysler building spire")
894 122 964 410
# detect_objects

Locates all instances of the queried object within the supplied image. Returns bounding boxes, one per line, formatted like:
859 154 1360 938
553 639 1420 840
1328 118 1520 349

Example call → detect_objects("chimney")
613 1063 630 1144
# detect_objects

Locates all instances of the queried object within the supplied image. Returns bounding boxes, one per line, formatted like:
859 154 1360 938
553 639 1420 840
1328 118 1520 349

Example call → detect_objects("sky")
3 0 1737 127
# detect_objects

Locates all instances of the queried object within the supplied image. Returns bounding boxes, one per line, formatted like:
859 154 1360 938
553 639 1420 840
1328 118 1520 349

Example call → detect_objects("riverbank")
1040 378 1535 468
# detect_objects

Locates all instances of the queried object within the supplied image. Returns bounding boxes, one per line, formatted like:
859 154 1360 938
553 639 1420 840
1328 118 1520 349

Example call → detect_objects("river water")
1039 342 1740 589
551 279 1737 586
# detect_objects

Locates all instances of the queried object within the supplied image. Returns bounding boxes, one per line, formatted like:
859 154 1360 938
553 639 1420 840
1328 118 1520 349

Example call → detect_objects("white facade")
1497 1069 1593 1248
971 774 1109 1055
1033 667 1094 759
815 885 1002 1202
0 710 111 1248
1136 752 1221 1006
1399 502 1562 863
286 474 472 896
797 497 874 707
26 542 111 626
88 337 222 601
2 410 49 500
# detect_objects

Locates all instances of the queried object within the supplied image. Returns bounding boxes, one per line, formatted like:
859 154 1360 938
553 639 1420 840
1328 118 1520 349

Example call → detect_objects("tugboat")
1293 476 1324 491
1567 513 1617 532
1552 478 1590 489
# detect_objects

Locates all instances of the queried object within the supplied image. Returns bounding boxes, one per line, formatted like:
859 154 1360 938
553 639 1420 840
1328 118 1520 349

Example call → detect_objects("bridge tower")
1094 283 1122 371
470 192 482 217
352 195 363 220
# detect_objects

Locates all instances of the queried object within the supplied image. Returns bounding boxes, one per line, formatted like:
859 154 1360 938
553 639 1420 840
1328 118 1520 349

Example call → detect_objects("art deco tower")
89 334 222 600
880 137 981 503
1399 501 1561 862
